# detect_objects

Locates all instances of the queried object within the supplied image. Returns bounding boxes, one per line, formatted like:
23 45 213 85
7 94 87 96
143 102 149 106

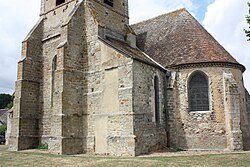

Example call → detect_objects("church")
8 0 250 156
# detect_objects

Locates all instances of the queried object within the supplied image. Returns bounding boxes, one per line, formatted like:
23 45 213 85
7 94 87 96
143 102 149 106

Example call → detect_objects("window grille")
188 72 209 111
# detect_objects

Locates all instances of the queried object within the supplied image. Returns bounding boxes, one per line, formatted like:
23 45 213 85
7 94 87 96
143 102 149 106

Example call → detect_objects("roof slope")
99 37 165 70
131 9 241 68
0 109 8 125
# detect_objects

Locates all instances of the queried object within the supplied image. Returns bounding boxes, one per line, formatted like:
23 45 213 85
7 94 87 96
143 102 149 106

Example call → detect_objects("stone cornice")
169 62 246 72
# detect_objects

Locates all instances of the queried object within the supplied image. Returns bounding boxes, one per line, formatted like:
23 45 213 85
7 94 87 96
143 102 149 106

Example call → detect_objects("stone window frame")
188 70 211 113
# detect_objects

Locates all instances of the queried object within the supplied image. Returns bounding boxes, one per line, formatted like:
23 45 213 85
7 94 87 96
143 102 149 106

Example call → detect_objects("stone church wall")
86 40 135 156
246 90 250 116
242 90 250 150
132 60 167 155
59 2 87 154
79 3 135 156
168 66 245 151
39 1 87 154
11 0 250 156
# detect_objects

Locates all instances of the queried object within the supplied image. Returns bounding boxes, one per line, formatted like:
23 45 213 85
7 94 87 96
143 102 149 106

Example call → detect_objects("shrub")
0 94 12 109
34 143 48 150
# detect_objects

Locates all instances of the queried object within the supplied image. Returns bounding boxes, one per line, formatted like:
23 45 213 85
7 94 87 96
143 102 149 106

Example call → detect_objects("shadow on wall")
242 89 250 150
166 77 188 150
174 84 188 150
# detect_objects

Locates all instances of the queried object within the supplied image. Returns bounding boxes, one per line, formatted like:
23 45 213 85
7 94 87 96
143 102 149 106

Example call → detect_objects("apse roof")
131 8 243 69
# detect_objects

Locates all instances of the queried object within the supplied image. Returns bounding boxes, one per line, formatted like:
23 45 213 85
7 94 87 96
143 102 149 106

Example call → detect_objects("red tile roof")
132 9 244 70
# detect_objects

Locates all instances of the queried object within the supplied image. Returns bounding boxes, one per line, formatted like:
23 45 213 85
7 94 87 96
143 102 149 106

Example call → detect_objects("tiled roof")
131 8 243 69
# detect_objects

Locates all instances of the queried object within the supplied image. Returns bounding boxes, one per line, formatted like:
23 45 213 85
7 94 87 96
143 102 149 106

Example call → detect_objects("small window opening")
51 56 57 107
154 76 160 123
104 0 113 7
56 0 65 6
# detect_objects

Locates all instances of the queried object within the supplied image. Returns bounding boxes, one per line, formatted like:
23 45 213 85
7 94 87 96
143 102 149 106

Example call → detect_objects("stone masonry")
167 66 246 150
8 0 250 156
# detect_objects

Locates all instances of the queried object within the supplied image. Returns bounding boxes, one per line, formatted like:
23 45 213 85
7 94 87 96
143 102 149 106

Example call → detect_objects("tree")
6 101 13 109
0 125 7 135
245 2 250 41
0 94 12 109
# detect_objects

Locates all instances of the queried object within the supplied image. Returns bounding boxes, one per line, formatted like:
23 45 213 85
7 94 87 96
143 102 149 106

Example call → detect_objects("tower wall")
10 0 134 155
60 1 87 154
39 1 87 154
88 0 129 35
78 1 135 156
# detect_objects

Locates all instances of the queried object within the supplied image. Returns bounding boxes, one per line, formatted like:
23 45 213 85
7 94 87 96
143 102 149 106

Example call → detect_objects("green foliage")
34 143 48 150
0 125 7 135
245 2 250 41
6 101 13 109
170 146 186 152
176 147 185 152
0 94 12 109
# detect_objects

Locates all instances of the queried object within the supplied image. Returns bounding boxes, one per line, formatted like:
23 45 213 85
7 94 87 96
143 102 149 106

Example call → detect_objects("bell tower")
87 0 129 36
40 0 130 36
10 0 132 155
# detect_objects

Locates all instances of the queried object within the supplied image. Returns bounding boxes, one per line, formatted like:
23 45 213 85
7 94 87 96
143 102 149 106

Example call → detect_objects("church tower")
87 0 129 34
9 0 131 155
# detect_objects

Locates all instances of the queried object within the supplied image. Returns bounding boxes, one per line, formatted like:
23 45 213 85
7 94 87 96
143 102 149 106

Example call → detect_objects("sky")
0 0 249 94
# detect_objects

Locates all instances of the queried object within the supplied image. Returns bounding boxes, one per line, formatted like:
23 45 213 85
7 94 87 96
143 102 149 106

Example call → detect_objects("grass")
1 145 250 167
33 143 48 150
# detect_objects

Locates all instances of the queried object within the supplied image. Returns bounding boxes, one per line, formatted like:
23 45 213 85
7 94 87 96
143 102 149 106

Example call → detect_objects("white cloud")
0 0 197 94
203 0 250 92
0 0 40 94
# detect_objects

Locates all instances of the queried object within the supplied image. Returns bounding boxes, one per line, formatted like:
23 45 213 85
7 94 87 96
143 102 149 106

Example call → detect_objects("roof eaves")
169 62 246 72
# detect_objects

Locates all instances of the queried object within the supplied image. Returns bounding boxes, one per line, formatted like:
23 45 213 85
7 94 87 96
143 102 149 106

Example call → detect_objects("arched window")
154 76 160 122
188 71 209 111
56 0 65 6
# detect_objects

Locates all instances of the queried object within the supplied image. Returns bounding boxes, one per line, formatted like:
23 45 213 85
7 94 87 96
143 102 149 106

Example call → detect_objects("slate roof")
0 109 8 125
131 8 244 69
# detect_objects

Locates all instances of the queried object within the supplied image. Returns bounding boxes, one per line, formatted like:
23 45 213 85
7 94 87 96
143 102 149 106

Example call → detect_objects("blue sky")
0 0 249 94
192 0 214 22
128 0 215 24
